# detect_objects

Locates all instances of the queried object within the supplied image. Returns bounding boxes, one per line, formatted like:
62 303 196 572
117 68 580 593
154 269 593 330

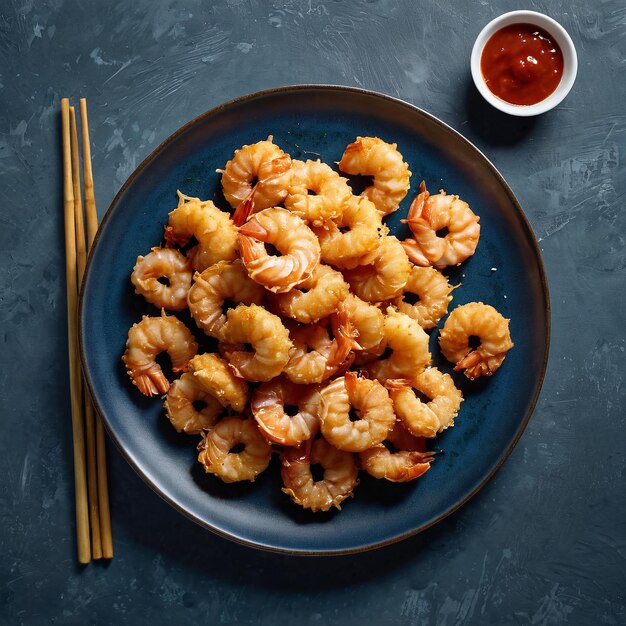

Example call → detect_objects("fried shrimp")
198 417 272 483
164 373 222 434
439 302 514 379
367 308 431 382
131 247 192 311
312 196 385 270
338 136 411 215
318 372 395 453
387 367 463 437
220 137 292 216
188 353 249 412
344 235 410 302
238 207 321 293
359 421 435 482
403 182 480 268
281 438 358 512
220 304 292 381
251 378 320 446
122 130 517 513
122 311 198 396
284 159 352 224
187 260 264 339
271 264 349 324
359 443 434 483
341 293 385 352
388 265 456 330
165 192 238 272
283 314 356 384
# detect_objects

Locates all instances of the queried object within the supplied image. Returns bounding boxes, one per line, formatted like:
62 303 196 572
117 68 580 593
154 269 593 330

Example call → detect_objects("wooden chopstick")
80 99 98 245
61 98 91 564
62 97 114 562
80 97 114 559
69 106 102 560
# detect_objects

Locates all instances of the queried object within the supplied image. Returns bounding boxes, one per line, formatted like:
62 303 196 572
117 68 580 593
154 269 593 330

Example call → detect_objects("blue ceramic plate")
80 86 549 555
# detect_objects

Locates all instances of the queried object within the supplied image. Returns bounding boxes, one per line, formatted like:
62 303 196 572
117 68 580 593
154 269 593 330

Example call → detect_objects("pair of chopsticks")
61 98 113 563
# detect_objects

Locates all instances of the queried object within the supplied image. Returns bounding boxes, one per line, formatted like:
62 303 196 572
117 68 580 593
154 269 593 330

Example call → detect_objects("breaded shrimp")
340 293 385 352
271 263 349 324
220 304 292 381
131 247 192 311
238 207 321 293
281 438 358 512
165 191 238 272
343 235 410 302
164 373 222 434
338 136 411 215
439 302 513 379
283 313 356 385
403 182 480 268
220 136 292 215
198 417 272 483
318 372 395 453
387 367 463 437
285 159 352 225
312 196 386 270
387 265 456 330
367 308 431 382
187 260 264 339
188 353 249 413
251 378 320 446
359 421 435 482
122 311 198 396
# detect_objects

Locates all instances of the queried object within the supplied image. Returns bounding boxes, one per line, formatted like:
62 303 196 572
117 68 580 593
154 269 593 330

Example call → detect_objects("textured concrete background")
1 0 625 624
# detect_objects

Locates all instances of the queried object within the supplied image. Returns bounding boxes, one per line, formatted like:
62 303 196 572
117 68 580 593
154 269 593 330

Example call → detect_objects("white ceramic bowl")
471 10 577 116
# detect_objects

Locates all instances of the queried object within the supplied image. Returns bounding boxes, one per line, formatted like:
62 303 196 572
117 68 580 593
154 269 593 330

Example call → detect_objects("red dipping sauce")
481 23 564 106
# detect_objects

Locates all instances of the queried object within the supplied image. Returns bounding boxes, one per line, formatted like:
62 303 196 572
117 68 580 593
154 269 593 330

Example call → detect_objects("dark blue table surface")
1 1 624 624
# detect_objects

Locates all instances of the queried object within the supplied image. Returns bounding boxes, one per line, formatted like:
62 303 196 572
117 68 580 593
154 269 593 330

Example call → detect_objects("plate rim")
78 84 551 556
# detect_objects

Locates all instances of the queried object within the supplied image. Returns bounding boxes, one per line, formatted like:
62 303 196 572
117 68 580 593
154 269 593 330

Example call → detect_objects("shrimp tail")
400 452 434 480
385 378 412 392
332 352 356 377
237 234 262 265
454 350 490 380
333 307 362 350
219 344 247 380
327 337 352 370
196 432 208 452
401 238 431 267
344 370 360 395
133 370 170 396
237 217 270 242
326 309 360 375
325 343 354 376
405 216 432 231
164 224 188 248
406 181 429 222
231 186 257 226
454 350 481 371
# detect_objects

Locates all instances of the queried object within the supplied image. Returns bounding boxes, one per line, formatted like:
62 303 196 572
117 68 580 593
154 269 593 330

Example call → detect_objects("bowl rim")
78 84 551 555
470 10 578 117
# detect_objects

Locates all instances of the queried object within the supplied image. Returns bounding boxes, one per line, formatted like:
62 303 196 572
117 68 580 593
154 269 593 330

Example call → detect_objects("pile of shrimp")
122 135 514 513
